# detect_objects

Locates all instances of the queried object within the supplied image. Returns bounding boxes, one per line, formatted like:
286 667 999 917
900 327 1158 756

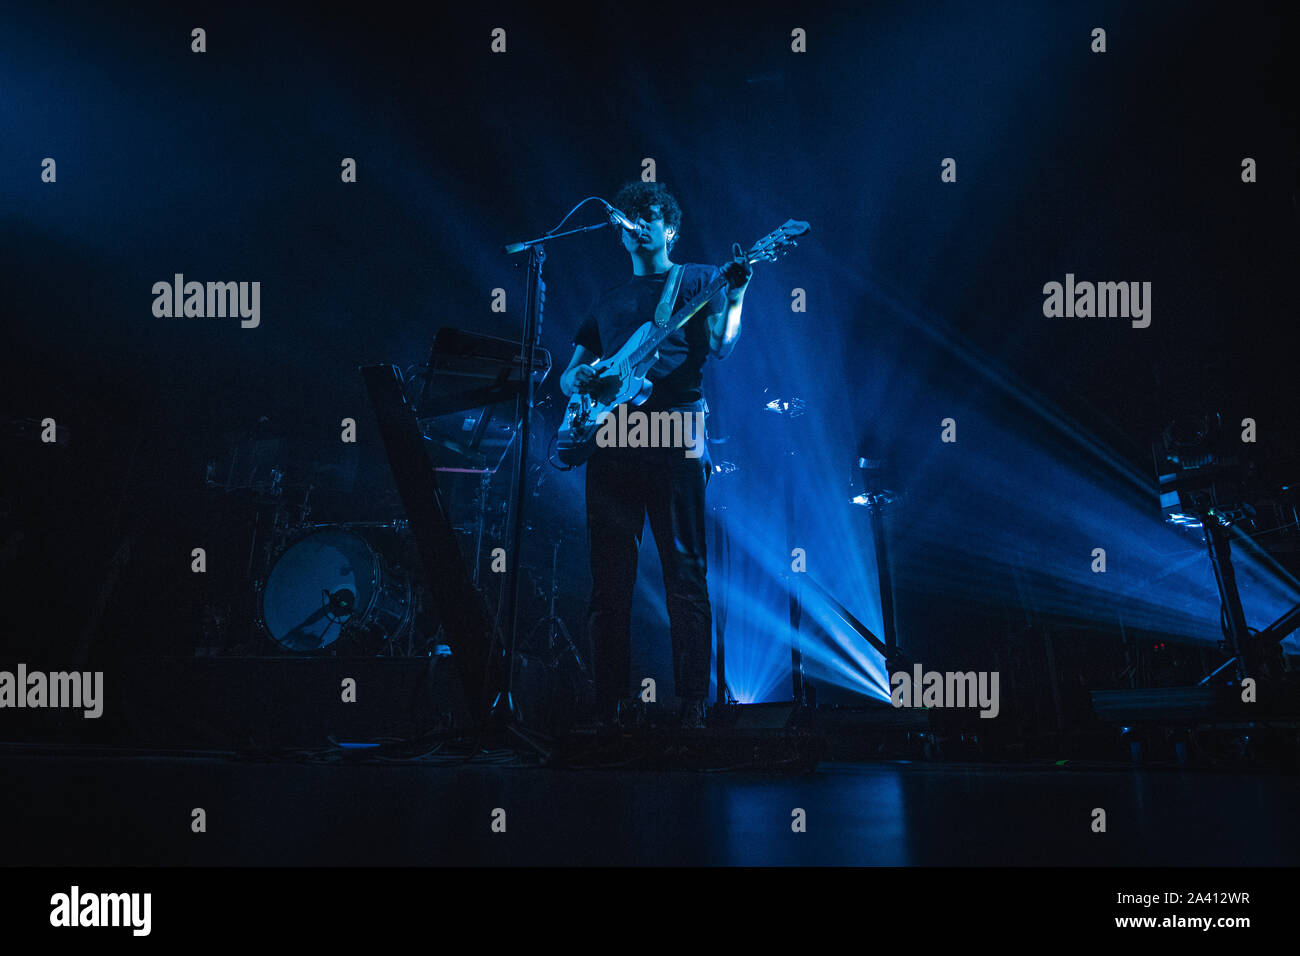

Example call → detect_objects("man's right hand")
565 364 599 394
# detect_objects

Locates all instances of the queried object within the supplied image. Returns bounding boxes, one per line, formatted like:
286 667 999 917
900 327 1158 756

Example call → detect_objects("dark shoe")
678 697 707 730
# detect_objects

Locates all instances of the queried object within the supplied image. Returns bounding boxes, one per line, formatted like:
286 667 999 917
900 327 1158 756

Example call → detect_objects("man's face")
620 203 675 255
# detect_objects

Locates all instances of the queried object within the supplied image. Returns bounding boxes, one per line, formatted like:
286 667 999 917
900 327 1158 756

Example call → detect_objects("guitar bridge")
570 396 593 430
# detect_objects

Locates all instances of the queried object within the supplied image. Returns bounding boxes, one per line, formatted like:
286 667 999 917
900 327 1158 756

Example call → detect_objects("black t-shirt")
573 262 727 412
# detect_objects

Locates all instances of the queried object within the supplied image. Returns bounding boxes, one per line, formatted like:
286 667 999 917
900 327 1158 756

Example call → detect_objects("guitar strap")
652 263 685 329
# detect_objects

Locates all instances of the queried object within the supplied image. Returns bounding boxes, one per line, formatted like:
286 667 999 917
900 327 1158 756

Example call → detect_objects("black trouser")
585 443 712 713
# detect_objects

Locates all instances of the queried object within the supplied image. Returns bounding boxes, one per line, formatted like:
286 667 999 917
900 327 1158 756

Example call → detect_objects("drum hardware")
196 473 296 655
247 477 279 580
521 536 589 681
204 418 283 493
472 471 491 587
247 481 315 583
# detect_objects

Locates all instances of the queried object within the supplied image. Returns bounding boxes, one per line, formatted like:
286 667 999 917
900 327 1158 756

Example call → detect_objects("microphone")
503 199 640 255
603 203 641 234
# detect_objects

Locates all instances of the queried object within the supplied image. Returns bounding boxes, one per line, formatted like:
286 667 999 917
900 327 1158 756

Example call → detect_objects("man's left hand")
722 242 752 301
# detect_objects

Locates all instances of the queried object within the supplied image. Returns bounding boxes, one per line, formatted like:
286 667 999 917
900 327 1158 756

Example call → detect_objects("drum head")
262 529 376 651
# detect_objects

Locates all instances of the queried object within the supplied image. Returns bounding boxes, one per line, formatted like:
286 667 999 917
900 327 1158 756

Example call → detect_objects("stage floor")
4 751 1296 866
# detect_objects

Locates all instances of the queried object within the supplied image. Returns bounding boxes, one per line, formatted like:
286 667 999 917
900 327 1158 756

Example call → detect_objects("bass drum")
259 525 414 654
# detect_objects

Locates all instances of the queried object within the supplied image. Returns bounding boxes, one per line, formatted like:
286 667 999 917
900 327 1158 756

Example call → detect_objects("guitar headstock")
746 219 810 263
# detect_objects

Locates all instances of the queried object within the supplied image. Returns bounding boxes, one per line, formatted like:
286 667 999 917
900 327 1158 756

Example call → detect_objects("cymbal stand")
526 536 588 679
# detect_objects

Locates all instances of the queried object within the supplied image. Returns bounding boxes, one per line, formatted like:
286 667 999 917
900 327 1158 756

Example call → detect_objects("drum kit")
202 448 542 657
197 438 421 656
200 411 578 662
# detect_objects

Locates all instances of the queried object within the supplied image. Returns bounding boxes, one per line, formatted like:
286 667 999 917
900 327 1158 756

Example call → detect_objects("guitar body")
556 322 660 466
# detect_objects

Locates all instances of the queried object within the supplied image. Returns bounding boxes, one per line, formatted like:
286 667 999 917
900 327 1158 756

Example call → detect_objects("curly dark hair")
613 181 682 251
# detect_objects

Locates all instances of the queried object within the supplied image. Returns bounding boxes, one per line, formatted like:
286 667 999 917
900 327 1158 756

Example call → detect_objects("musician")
559 182 751 729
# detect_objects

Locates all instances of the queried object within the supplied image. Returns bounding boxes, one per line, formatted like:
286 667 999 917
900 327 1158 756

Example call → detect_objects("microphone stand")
490 217 611 747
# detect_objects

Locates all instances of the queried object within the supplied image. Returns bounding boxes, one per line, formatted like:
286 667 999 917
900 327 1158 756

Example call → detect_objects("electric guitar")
556 218 809 466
